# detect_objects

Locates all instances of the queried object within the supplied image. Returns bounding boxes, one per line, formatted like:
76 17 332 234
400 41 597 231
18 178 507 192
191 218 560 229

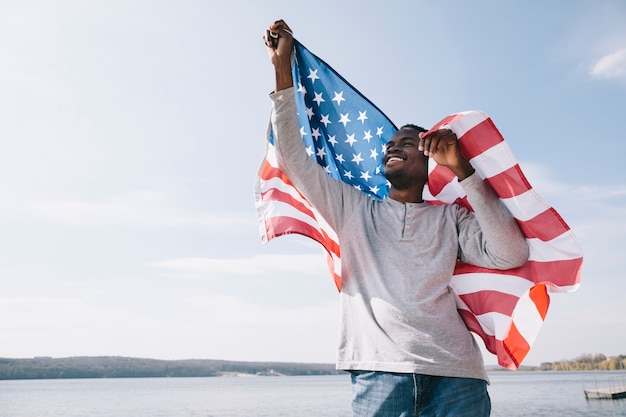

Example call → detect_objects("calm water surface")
1 371 625 416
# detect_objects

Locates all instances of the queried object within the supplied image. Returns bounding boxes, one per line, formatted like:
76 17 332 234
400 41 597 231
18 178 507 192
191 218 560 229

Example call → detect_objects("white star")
328 135 338 146
324 165 331 174
376 166 383 175
376 126 384 137
313 92 325 106
300 126 307 138
369 185 380 194
352 153 364 165
297 83 306 94
305 145 314 157
312 127 321 141
335 153 345 163
320 114 331 127
306 106 314 120
345 133 357 146
339 112 351 127
370 148 379 159
357 111 368 123
316 146 326 159
307 68 320 84
353 184 362 191
360 170 372 181
332 91 345 106
363 130 373 142
343 170 354 180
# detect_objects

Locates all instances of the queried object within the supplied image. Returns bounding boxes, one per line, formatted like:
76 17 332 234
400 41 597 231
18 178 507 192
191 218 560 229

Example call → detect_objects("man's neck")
388 188 424 204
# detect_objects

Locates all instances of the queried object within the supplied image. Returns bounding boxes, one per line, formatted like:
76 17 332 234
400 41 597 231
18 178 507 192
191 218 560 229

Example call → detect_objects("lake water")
1 371 625 416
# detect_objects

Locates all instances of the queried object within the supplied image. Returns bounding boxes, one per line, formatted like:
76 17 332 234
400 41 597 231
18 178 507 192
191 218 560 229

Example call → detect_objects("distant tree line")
0 357 342 380
539 353 626 371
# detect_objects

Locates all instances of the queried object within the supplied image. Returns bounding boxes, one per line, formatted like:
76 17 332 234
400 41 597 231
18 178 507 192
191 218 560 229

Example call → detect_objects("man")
263 20 529 417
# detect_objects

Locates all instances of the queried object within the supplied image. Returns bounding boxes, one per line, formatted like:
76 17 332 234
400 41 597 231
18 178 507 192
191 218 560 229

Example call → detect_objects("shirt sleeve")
456 173 530 269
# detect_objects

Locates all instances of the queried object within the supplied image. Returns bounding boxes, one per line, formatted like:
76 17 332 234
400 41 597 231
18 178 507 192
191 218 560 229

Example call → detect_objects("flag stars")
339 112 351 127
352 152 364 165
345 133 357 146
343 170 354 180
332 91 346 106
305 145 314 157
328 135 338 146
320 114 331 127
306 106 315 120
357 111 368 123
363 130 373 142
369 148 379 159
297 83 307 95
312 127 321 141
300 126 307 138
360 170 372 181
317 147 327 159
335 153 345 163
369 185 380 194
376 126 384 137
307 68 320 83
313 92 325 106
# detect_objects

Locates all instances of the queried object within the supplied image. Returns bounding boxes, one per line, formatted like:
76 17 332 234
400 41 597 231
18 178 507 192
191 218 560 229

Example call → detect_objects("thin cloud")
590 48 626 80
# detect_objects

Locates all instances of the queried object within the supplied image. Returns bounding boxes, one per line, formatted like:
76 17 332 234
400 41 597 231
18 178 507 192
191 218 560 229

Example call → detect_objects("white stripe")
527 233 584 262
449 110 489 138
451 272 534 296
474 311 512 339
259 177 309 205
511 292 544 346
471 141 517 179
501 189 548 221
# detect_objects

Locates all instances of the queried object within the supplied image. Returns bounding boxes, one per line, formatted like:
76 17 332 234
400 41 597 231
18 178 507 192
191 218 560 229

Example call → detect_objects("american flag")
254 40 583 370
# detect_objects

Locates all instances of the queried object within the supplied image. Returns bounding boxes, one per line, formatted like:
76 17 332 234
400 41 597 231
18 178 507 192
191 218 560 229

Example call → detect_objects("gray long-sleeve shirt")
269 87 529 381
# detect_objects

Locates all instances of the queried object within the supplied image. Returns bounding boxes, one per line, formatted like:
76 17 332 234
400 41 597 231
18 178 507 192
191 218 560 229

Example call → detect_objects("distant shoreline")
1 354 624 381
0 356 342 381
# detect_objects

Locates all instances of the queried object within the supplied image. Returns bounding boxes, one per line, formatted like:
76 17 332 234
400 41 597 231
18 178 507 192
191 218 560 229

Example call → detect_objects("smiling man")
263 20 529 417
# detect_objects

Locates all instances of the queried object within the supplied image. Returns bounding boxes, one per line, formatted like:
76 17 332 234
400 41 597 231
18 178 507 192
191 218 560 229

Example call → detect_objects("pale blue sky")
1 0 625 367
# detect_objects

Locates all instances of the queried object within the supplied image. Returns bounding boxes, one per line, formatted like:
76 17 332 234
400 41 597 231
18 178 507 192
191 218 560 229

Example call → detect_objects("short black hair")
399 123 427 134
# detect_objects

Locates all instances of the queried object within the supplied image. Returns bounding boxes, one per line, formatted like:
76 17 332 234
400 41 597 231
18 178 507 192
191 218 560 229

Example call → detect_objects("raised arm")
263 20 294 92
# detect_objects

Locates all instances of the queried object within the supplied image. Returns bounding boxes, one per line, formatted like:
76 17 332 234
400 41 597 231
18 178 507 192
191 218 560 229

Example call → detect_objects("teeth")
387 157 403 162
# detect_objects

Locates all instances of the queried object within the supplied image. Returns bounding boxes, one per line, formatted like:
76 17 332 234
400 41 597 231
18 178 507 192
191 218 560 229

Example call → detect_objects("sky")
1 0 625 368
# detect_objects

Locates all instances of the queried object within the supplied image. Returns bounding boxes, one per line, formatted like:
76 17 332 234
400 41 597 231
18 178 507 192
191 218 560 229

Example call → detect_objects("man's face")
382 128 429 187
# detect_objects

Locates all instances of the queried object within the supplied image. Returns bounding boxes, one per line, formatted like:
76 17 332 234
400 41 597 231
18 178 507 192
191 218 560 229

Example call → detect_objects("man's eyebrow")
387 136 418 146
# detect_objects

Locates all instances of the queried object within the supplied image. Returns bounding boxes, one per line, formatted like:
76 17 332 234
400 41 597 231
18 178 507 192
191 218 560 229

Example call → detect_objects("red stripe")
427 165 456 197
264 215 339 257
528 283 550 320
261 187 316 219
457 118 503 160
484 165 531 199
259 161 296 187
517 208 572 242
458 309 498 354
459 290 519 316
454 258 582 288
502 321 531 369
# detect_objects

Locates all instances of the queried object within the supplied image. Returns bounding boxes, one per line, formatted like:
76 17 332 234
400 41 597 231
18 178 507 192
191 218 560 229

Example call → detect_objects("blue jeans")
350 371 491 417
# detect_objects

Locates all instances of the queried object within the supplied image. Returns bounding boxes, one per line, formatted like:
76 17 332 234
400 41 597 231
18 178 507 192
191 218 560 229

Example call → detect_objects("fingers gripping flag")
254 40 583 370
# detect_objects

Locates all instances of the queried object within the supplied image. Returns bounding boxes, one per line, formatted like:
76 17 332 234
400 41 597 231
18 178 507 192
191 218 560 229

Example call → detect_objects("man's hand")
263 20 294 92
418 129 475 181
